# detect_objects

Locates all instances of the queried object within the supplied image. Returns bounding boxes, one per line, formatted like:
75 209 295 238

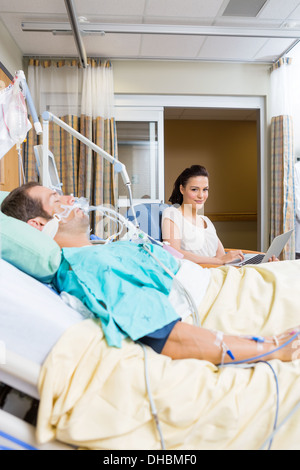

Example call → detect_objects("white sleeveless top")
162 206 219 257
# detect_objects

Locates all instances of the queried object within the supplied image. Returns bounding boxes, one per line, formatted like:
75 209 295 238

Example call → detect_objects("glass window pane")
116 121 158 200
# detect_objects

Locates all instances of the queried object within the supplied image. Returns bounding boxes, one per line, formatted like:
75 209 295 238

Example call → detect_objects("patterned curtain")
24 58 118 236
270 58 295 260
270 115 295 260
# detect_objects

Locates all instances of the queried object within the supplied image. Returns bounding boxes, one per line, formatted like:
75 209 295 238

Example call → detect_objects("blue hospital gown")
54 241 180 347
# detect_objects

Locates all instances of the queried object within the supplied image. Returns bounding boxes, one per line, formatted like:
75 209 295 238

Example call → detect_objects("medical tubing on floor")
139 342 166 450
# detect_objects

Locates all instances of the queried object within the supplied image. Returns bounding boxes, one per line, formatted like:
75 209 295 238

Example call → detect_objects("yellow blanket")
36 261 300 450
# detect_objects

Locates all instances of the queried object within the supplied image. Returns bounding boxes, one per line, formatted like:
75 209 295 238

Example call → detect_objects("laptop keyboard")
240 254 265 266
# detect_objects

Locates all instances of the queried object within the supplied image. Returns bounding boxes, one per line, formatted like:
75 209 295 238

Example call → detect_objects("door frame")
115 94 266 251
114 106 164 207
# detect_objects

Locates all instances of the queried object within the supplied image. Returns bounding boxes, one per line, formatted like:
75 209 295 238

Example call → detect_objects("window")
115 107 164 208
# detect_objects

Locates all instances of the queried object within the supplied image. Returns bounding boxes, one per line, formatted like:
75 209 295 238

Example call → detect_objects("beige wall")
113 60 270 98
164 119 257 212
164 119 258 250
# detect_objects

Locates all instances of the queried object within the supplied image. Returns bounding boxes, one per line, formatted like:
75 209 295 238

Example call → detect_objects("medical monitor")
34 145 63 193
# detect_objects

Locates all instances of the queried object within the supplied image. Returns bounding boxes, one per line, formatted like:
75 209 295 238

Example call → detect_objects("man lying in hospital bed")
1 183 300 450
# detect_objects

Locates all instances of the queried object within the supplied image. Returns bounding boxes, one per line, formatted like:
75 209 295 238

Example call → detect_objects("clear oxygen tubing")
88 203 147 244
17 144 26 186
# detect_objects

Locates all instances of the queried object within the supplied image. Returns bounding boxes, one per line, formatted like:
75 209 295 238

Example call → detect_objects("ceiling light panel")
222 0 268 17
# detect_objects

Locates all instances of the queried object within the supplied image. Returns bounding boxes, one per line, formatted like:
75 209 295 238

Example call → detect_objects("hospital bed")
2 189 300 450
0 187 84 449
0 258 82 450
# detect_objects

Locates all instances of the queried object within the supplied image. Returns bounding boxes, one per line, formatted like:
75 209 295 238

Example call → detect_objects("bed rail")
0 410 72 450
0 350 40 399
0 351 74 450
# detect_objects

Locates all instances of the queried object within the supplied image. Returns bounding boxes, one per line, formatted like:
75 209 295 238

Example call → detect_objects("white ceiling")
1 0 300 63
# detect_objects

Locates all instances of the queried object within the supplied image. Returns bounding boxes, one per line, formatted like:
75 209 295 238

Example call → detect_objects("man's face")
27 185 90 233
27 185 75 218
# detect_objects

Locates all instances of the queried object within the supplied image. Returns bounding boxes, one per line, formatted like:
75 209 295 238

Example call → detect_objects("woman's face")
180 176 209 210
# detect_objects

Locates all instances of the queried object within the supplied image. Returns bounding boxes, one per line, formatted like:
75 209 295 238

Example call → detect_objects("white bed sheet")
0 259 83 365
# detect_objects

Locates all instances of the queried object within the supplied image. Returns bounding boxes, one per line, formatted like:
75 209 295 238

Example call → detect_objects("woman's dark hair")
1 181 52 222
169 165 209 205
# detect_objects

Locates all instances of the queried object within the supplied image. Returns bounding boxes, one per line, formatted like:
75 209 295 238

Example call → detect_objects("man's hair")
1 182 52 222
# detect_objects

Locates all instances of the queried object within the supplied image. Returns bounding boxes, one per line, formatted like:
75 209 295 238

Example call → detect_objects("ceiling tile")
0 0 66 14
258 0 300 19
74 0 147 18
198 36 268 61
1 0 300 63
144 0 225 19
20 32 78 56
287 4 300 20
83 34 142 58
253 37 297 61
140 34 205 59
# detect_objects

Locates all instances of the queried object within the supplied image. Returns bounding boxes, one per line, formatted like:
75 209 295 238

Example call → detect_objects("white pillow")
0 259 83 364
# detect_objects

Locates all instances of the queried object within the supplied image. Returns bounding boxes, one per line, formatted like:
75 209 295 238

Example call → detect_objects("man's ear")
27 217 48 232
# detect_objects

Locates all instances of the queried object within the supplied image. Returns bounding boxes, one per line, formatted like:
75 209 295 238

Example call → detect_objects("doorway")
164 107 259 251
115 94 266 251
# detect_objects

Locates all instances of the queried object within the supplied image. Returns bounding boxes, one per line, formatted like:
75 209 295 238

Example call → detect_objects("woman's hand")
218 250 244 265
268 255 280 263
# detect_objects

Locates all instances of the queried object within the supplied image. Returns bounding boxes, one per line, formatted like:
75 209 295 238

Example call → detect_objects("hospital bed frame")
0 350 72 450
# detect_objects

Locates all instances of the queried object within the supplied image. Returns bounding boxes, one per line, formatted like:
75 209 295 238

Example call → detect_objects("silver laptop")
226 229 294 267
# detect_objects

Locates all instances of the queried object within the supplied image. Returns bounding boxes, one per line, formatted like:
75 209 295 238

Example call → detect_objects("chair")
127 203 169 242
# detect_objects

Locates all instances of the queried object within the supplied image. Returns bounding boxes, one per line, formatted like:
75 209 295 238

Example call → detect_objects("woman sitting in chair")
161 165 246 266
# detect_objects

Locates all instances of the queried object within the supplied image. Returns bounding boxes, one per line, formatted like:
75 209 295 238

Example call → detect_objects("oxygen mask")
72 197 90 214
42 197 90 239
